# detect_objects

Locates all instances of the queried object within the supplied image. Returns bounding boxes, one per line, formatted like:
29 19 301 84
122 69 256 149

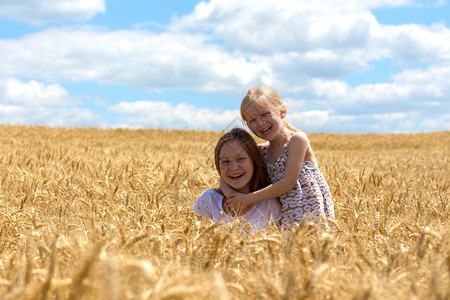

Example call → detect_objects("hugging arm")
219 177 236 199
219 178 253 214
226 133 310 212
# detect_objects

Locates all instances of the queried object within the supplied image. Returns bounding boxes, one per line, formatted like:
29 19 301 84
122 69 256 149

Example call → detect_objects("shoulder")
288 132 310 148
193 189 223 216
196 189 222 202
257 143 266 155
291 131 309 141
257 142 267 149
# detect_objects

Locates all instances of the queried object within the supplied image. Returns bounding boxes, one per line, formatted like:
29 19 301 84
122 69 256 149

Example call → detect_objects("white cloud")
0 0 448 132
419 113 450 129
0 103 102 127
109 101 241 130
383 23 450 63
1 14 448 97
0 77 74 106
288 110 331 127
0 27 272 93
170 0 382 54
168 0 450 84
107 99 446 133
2 0 445 94
0 77 102 126
0 0 105 24
284 62 450 116
286 109 444 133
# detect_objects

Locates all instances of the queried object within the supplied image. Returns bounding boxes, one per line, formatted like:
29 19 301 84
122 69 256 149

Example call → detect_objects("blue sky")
0 0 449 133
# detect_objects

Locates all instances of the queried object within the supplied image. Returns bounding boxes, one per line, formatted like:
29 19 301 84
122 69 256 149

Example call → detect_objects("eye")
237 157 246 162
220 160 229 166
263 112 271 117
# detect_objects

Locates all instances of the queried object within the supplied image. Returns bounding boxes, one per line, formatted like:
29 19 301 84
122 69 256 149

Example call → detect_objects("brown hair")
240 87 299 132
214 128 271 192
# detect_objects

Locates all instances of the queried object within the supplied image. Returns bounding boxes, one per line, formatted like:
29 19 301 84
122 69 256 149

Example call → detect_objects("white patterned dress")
263 138 335 228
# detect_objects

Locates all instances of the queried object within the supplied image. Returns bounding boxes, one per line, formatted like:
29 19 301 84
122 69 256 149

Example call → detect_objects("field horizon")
0 125 448 299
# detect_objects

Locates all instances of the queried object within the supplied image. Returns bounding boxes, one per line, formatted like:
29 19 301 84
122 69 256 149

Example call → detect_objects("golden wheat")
0 125 448 299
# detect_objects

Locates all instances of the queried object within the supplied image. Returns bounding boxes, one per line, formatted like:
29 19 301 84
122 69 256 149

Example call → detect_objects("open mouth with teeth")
229 173 244 179
260 126 272 135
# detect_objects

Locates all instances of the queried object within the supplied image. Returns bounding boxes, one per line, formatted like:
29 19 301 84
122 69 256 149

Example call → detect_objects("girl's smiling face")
244 101 286 142
218 140 254 194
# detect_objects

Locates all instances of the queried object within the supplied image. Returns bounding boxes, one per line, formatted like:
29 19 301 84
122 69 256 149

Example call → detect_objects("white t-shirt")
193 189 281 231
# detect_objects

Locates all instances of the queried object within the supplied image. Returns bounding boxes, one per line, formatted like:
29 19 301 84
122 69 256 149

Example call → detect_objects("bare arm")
219 177 253 213
219 176 236 198
226 132 310 210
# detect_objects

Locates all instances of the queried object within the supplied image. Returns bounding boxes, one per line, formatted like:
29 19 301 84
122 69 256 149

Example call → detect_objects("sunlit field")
0 125 448 299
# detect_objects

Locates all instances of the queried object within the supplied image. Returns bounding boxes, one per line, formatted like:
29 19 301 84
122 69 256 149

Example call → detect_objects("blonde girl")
223 87 335 228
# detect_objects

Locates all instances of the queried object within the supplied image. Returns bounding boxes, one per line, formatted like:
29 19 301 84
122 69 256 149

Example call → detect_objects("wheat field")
0 125 448 299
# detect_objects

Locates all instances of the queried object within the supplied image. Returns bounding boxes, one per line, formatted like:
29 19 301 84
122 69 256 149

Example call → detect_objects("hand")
222 190 236 200
224 193 253 215
219 177 237 199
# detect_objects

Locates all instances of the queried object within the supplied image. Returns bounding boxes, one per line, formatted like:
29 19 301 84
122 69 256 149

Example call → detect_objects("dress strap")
262 142 269 160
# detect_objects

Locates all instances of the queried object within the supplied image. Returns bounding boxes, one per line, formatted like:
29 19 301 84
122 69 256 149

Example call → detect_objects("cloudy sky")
0 0 449 133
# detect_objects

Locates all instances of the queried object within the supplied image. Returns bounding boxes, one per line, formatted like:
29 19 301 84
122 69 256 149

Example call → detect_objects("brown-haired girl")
193 128 281 231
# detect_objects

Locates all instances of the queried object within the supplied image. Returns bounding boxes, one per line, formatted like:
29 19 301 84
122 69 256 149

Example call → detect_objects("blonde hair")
240 87 300 132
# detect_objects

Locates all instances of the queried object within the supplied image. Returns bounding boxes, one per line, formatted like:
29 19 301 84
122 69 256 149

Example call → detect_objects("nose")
229 160 240 169
255 116 265 126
